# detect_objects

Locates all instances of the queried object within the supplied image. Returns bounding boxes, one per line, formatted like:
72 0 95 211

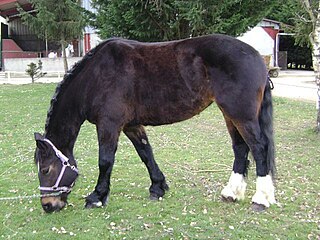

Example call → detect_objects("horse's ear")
34 132 47 151
34 132 44 141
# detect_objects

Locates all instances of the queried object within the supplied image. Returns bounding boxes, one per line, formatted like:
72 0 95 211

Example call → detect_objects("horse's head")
34 133 78 213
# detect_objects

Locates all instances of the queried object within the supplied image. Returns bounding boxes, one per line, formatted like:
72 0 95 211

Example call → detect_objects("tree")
91 0 277 41
18 0 87 72
300 0 320 131
270 0 320 131
26 60 46 83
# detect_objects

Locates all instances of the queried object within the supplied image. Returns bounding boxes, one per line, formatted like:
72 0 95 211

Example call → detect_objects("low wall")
3 57 82 72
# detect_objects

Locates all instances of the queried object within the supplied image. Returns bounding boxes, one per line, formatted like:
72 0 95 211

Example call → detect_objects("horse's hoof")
149 194 162 201
85 201 103 209
251 202 266 212
149 195 159 201
221 195 236 203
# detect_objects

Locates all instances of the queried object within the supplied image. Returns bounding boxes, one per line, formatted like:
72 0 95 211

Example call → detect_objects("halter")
38 138 79 194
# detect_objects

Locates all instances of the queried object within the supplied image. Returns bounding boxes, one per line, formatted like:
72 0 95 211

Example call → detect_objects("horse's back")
86 35 267 126
91 37 212 125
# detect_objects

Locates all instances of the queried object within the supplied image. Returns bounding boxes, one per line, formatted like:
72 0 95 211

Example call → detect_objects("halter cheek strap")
38 138 79 193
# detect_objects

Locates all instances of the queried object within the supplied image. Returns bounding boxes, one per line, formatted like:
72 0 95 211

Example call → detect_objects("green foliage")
18 0 87 72
0 83 319 239
268 0 298 26
25 60 46 83
18 0 86 44
91 0 277 41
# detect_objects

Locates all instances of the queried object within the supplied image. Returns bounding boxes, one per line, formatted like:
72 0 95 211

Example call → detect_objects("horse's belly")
136 93 214 126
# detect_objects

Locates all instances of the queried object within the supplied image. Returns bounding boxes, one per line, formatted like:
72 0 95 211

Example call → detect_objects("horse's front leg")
85 125 119 208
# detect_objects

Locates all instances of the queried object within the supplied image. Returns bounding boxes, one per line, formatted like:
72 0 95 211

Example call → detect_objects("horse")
34 34 276 213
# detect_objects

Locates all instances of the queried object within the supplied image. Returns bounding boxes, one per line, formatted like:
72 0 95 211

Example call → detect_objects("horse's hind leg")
235 120 276 211
221 116 249 202
123 125 169 200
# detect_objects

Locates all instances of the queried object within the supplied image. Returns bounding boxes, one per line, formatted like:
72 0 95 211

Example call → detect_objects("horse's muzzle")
41 196 66 213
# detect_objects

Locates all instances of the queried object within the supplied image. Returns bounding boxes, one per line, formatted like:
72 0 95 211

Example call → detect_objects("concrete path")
271 70 318 103
0 69 318 104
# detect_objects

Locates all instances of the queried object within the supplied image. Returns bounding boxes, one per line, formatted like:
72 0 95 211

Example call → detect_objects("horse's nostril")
42 203 54 213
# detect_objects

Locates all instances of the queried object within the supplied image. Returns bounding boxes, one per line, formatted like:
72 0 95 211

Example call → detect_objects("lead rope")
268 76 274 90
0 191 63 202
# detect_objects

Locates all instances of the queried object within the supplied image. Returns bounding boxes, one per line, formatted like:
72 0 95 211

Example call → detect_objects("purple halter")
38 138 79 194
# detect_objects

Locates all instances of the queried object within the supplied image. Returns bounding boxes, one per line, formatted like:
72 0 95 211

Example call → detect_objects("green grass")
0 83 319 239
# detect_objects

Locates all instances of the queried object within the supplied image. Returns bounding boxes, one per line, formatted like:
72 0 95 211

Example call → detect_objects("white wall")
0 16 7 24
82 0 101 54
90 32 102 49
238 27 275 66
4 57 82 72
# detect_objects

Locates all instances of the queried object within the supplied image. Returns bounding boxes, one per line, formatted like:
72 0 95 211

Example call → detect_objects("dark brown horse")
34 34 276 213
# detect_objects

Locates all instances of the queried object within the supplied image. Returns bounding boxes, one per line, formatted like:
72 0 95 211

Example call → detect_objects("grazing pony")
34 34 276 213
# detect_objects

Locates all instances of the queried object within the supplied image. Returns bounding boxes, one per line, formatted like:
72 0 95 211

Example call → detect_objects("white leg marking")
252 175 276 207
221 171 247 201
92 201 103 207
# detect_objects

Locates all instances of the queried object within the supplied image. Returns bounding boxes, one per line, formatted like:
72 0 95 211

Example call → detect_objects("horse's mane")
44 40 111 133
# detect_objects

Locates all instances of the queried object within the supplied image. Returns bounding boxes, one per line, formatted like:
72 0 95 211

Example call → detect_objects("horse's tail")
259 77 276 178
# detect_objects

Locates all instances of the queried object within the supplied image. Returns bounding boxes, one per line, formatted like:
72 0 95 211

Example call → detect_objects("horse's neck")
45 122 82 157
46 123 80 149
45 98 84 154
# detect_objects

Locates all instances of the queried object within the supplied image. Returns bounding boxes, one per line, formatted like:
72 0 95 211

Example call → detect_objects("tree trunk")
303 0 320 132
313 1 320 132
61 41 68 73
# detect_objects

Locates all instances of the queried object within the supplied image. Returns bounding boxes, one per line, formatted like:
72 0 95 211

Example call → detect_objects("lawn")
0 83 319 239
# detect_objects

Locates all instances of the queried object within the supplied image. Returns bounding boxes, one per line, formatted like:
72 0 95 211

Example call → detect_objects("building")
82 0 101 54
0 2 285 72
0 0 100 71
0 0 37 70
237 19 282 68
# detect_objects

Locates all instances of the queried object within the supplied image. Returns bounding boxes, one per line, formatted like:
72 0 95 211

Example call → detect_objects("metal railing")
3 71 65 79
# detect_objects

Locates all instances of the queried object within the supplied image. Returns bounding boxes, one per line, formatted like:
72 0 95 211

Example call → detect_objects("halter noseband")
38 138 79 194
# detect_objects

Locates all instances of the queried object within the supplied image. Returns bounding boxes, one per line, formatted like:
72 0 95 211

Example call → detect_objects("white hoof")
221 171 247 201
252 175 276 208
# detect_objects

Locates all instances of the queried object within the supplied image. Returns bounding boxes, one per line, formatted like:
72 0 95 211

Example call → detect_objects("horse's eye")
41 167 50 175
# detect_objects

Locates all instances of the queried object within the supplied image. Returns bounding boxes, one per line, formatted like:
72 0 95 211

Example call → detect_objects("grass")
0 83 319 239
